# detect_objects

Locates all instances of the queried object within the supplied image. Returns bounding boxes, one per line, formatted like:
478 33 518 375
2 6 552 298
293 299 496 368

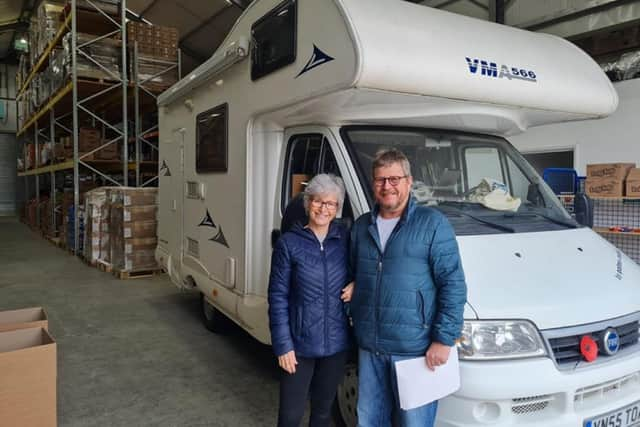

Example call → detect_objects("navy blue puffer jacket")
350 197 467 356
268 222 351 358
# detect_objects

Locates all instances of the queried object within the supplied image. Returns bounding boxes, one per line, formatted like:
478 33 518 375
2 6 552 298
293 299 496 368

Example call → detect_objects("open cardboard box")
0 327 57 427
0 307 48 333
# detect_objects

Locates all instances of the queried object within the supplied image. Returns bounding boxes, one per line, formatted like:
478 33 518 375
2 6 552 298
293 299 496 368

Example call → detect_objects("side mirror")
574 192 593 227
527 183 543 206
271 229 281 249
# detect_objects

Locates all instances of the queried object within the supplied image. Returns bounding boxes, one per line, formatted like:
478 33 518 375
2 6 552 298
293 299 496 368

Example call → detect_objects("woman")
268 174 354 427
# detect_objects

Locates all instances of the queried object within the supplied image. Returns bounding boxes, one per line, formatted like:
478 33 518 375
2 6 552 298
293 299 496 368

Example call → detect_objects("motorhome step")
113 268 162 280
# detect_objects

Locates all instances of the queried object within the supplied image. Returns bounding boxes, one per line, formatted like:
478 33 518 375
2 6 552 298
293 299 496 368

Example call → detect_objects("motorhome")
155 0 640 425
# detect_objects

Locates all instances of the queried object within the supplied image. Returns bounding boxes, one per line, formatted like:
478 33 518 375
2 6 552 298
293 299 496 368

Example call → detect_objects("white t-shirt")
376 216 400 251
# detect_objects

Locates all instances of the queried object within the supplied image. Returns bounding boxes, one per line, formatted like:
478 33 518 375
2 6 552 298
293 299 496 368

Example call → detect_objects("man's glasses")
310 199 339 210
373 176 408 187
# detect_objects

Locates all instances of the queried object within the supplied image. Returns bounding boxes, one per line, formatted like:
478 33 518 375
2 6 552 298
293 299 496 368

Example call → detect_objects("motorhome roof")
159 0 617 134
341 0 617 119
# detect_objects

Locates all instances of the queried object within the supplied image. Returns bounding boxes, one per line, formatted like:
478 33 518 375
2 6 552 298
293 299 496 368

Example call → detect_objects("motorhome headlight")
457 320 547 360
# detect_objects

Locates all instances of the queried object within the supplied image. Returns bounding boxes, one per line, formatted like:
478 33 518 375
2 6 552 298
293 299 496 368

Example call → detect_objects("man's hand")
278 350 298 374
341 281 355 302
425 342 451 371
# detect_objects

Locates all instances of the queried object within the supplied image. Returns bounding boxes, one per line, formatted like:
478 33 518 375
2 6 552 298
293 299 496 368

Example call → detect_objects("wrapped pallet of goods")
108 188 159 278
63 33 121 82
34 1 65 60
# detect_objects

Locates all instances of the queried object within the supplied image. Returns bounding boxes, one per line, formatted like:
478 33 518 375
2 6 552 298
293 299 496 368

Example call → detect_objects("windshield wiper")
506 212 578 229
436 203 516 233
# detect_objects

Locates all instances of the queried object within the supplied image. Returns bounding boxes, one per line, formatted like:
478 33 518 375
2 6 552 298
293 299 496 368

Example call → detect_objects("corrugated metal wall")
0 134 16 216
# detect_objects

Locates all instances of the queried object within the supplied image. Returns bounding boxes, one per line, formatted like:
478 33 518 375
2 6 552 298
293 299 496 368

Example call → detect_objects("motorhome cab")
155 0 640 425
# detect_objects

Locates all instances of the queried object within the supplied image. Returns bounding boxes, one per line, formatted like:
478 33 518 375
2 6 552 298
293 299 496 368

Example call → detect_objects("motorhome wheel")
334 363 358 427
201 294 228 333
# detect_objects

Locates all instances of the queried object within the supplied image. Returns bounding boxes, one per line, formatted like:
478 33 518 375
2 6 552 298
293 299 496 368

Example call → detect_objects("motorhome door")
158 128 185 287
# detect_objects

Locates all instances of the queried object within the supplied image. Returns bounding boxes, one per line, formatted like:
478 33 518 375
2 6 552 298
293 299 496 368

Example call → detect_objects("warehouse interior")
1 0 640 426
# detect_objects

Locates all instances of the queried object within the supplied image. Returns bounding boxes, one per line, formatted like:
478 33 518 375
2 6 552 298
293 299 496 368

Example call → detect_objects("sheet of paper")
394 346 460 410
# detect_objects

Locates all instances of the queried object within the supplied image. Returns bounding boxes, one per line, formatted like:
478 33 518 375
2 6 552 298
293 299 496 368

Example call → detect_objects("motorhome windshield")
342 127 578 235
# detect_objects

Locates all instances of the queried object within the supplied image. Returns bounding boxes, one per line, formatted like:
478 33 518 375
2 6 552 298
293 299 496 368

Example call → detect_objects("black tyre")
333 362 359 427
201 294 229 333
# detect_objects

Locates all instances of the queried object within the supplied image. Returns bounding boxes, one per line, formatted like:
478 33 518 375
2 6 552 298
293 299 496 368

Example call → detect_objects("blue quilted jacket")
350 197 467 356
268 222 351 358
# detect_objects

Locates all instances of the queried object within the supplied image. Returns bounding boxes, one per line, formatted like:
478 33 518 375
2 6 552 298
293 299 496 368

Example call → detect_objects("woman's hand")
278 350 298 374
341 281 355 302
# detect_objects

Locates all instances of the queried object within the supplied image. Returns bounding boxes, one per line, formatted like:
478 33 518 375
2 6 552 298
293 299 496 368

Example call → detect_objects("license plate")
584 401 640 427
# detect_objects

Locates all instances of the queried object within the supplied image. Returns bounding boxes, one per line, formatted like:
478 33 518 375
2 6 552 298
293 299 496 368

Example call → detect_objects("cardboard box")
0 328 57 427
108 188 157 206
0 308 48 333
585 177 625 198
94 142 119 161
111 205 157 223
121 221 157 239
626 168 640 197
291 174 311 198
586 163 635 180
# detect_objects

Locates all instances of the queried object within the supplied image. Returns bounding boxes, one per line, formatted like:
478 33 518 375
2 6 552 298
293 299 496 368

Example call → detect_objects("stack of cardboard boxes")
83 188 111 265
0 307 56 427
109 188 159 273
585 163 640 198
63 32 121 82
126 22 179 92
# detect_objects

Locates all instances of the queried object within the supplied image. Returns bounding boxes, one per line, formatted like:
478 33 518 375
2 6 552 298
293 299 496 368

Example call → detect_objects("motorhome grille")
548 320 639 367
575 371 640 404
511 395 553 415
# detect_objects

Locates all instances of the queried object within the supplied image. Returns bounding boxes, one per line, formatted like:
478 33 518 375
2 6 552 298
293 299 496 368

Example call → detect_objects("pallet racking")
15 0 180 254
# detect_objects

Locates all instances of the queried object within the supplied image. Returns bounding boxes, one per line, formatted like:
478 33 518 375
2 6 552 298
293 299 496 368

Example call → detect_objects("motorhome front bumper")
437 351 640 426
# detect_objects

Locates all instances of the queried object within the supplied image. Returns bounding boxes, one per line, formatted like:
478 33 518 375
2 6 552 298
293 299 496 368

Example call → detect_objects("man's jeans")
357 348 439 427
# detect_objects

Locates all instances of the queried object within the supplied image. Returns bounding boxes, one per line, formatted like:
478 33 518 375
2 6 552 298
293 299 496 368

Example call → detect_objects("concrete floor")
0 217 283 426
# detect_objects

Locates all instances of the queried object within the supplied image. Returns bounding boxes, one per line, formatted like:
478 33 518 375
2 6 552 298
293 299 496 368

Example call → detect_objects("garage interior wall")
510 78 640 176
0 64 17 216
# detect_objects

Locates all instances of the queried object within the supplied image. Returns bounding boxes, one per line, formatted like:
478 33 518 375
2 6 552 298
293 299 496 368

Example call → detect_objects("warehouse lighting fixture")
158 37 249 107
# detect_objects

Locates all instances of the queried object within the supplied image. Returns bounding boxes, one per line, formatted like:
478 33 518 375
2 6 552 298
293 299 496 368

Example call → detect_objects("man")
349 148 467 426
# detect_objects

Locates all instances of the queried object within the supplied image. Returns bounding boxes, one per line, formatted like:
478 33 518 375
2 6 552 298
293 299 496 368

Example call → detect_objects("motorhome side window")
196 104 228 173
251 0 297 81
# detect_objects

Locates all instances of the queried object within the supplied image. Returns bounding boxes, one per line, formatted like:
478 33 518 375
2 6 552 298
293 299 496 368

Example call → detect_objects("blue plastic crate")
543 168 578 195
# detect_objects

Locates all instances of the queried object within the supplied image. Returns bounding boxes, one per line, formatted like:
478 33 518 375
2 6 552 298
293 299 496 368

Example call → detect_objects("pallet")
96 259 112 273
80 255 97 268
46 236 63 249
113 268 162 280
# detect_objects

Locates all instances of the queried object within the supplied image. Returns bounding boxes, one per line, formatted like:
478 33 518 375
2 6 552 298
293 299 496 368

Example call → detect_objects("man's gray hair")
372 148 412 177
303 174 345 213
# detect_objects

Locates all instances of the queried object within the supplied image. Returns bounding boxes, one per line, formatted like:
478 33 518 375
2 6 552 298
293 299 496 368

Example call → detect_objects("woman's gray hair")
303 174 345 214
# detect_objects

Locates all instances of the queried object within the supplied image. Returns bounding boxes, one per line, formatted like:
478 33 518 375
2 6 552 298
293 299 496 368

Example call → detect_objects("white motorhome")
155 0 640 425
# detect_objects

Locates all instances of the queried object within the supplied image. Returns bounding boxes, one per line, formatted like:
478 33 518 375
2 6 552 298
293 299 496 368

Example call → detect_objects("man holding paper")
348 148 467 426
